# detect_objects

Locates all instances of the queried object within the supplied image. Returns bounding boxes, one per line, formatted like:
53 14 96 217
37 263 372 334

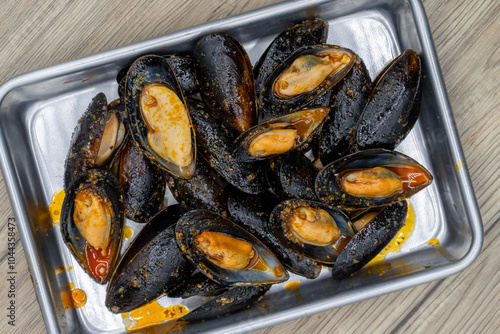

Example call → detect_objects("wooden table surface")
0 0 498 333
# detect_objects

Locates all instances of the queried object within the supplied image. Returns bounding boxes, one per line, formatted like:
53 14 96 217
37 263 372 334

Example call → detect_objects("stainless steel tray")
0 0 483 333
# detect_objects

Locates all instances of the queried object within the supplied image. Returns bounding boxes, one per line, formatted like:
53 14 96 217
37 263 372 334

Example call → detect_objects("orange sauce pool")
428 238 440 247
49 189 65 225
284 281 301 290
61 283 87 309
121 301 189 331
85 243 112 282
123 226 134 240
368 201 415 266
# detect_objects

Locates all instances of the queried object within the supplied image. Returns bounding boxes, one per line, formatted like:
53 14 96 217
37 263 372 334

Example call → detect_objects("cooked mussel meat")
194 33 256 134
356 50 422 150
60 169 124 284
233 106 329 161
106 206 195 313
126 55 196 179
259 45 355 122
331 200 408 280
315 149 432 209
176 209 289 285
268 199 354 264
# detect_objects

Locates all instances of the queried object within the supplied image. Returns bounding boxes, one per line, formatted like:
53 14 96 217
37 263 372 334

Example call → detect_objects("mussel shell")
60 169 124 284
258 45 356 122
179 285 270 322
331 200 408 280
176 209 289 285
164 55 198 96
228 191 322 279
167 155 228 217
254 18 329 98
233 106 329 162
118 138 166 223
126 55 196 179
63 93 108 190
356 50 422 150
315 149 433 209
319 56 372 164
266 151 318 201
106 206 195 313
166 271 228 298
268 199 354 264
187 98 269 194
194 33 256 134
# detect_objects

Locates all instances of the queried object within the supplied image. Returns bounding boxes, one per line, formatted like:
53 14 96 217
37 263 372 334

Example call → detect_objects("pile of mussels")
59 18 432 321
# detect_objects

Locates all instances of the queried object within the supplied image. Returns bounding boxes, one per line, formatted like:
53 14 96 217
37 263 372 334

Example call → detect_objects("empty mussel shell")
258 45 356 122
60 169 124 284
331 200 408 280
315 149 433 209
176 209 289 285
126 55 196 179
268 199 355 264
106 206 195 313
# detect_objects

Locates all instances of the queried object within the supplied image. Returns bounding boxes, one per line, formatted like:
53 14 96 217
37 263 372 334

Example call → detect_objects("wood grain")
0 0 498 333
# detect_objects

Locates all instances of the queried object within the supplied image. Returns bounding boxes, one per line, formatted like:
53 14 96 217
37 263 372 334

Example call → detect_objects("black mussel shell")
176 209 289 285
228 191 322 279
233 106 329 162
258 45 356 122
167 271 228 298
194 33 256 134
61 169 124 284
315 149 433 209
266 151 318 201
167 156 228 217
126 55 196 179
64 93 107 190
164 55 198 96
319 56 372 164
268 199 354 264
118 138 166 223
187 98 269 194
331 200 408 280
106 206 195 313
254 18 329 98
180 285 270 322
356 50 422 150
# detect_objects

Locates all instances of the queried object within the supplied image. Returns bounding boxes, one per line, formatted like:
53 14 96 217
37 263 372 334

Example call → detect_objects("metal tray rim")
0 0 483 333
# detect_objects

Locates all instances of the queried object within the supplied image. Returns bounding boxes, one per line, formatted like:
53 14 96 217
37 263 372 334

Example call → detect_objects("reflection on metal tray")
0 0 483 333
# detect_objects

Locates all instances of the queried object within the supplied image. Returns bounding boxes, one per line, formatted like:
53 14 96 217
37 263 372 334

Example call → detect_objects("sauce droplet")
428 238 440 247
49 189 66 225
60 284 86 309
123 226 134 240
284 281 301 290
121 301 189 331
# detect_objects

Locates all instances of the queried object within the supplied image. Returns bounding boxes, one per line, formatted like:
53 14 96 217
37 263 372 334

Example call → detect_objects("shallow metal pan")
0 0 483 333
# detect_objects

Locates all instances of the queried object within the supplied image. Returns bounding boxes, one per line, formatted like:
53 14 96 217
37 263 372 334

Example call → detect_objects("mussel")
268 199 354 264
315 149 432 209
60 169 124 284
258 45 356 122
176 210 289 285
106 206 195 313
233 106 329 161
331 200 408 280
194 33 256 134
126 55 196 179
167 271 228 298
356 50 422 150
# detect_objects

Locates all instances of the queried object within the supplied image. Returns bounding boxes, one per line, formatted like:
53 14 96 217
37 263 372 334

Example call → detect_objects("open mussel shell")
187 98 269 194
331 200 408 280
126 55 196 179
60 169 124 284
254 18 329 97
179 284 270 322
194 33 256 134
356 50 422 150
117 137 166 223
315 149 433 209
258 45 356 122
176 209 289 285
319 56 372 165
269 199 354 265
266 151 318 201
233 106 329 162
106 206 195 313
228 191 322 279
